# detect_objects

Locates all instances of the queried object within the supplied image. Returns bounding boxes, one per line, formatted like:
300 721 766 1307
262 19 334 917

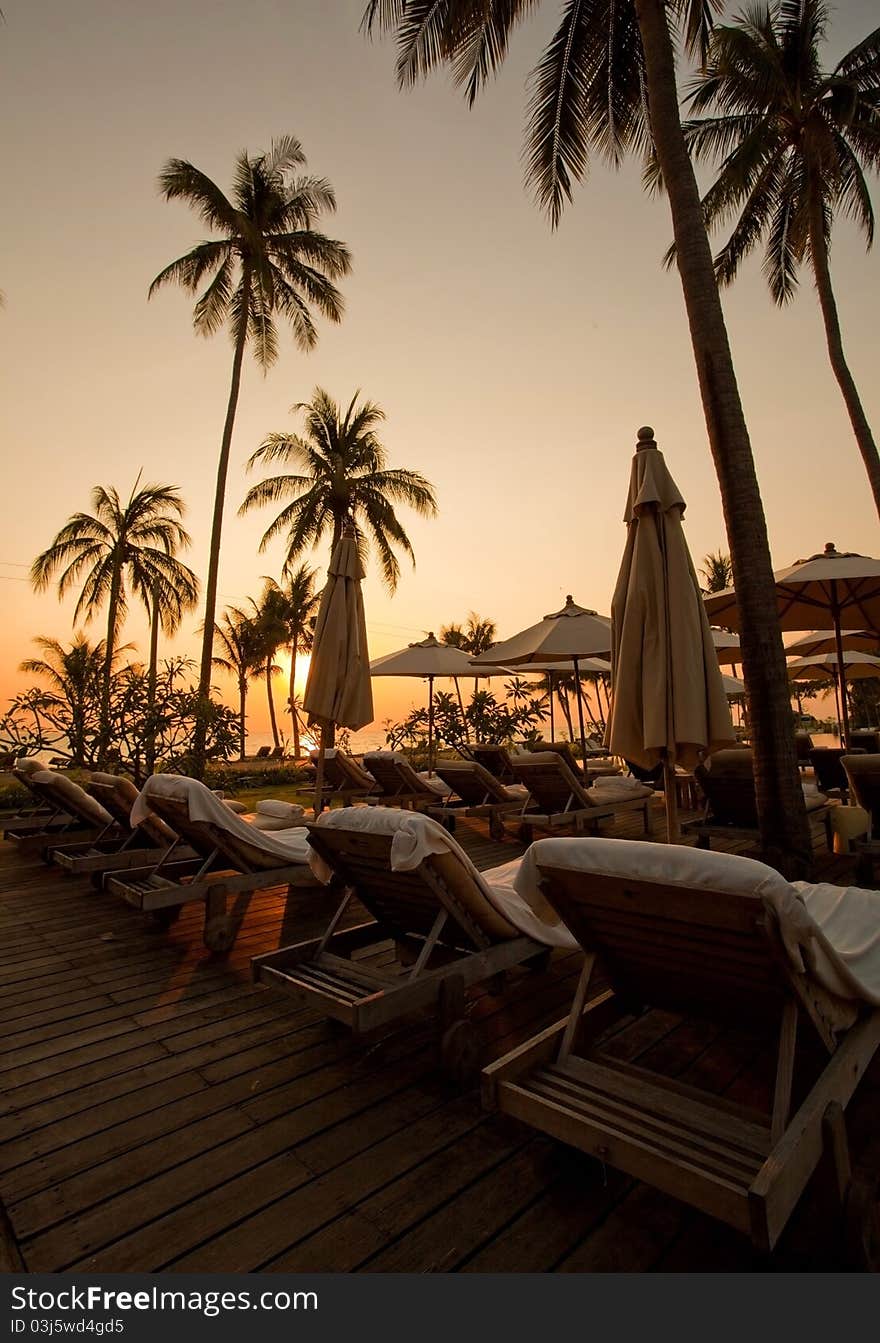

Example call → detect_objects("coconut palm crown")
673 0 880 515
241 388 438 591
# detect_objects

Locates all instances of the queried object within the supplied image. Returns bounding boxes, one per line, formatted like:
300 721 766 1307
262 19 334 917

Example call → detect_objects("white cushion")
256 798 305 822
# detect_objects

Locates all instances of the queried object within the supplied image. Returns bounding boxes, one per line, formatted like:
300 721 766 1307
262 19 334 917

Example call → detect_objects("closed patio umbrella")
303 530 374 813
607 427 735 841
369 633 509 773
706 542 880 745
471 597 612 766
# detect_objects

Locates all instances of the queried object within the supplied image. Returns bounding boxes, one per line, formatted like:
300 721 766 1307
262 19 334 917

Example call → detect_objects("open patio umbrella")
721 672 747 697
471 597 612 766
784 630 879 658
302 531 374 814
705 542 880 745
607 427 735 841
369 633 509 773
711 629 741 667
787 651 880 740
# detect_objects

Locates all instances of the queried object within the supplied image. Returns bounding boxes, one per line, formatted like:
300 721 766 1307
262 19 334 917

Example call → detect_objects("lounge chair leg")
203 887 235 953
518 822 534 844
439 973 479 1086
489 814 505 842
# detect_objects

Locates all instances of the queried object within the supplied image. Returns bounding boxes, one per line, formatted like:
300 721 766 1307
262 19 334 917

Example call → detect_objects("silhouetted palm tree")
250 585 290 752
241 388 437 590
362 0 811 872
211 606 269 760
20 634 109 766
700 550 734 593
150 136 351 774
262 565 320 758
31 480 198 766
677 0 880 516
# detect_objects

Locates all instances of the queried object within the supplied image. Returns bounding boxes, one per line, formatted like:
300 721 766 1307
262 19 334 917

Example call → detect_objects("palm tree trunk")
289 628 301 758
635 0 811 878
97 563 122 768
192 291 250 778
266 658 281 750
239 678 247 761
145 583 160 777
808 195 880 520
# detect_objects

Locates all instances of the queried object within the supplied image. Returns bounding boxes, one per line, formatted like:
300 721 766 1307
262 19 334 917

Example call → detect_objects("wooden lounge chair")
810 747 855 801
526 739 619 777
3 769 117 855
432 759 529 840
362 751 448 811
48 772 196 878
2 761 82 837
688 749 835 852
252 806 574 1084
850 730 880 754
510 752 653 843
470 743 527 786
104 774 317 951
843 755 880 885
795 732 815 768
310 748 378 808
483 837 880 1261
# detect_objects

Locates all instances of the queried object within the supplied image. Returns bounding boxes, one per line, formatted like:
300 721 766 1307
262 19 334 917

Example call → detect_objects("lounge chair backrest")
535 859 786 1022
809 747 850 794
315 750 376 794
526 740 584 777
87 773 177 845
471 744 517 784
435 760 511 806
307 811 518 947
362 752 433 799
28 771 113 828
510 753 590 812
794 733 814 762
695 749 757 827
134 776 309 874
850 730 880 754
842 754 880 830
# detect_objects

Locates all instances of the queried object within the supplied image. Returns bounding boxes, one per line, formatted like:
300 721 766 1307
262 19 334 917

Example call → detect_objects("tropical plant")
241 388 438 590
19 635 108 766
211 606 271 759
700 549 734 593
362 0 812 873
261 565 320 758
676 1 880 517
30 479 198 767
150 136 351 776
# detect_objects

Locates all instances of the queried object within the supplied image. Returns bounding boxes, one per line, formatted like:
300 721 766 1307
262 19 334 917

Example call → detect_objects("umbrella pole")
832 587 851 746
313 725 326 817
663 754 680 843
573 657 589 768
428 674 435 776
549 672 555 742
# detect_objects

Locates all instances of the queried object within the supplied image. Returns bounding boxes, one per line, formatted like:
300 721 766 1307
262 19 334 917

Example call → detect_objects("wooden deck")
1 802 878 1273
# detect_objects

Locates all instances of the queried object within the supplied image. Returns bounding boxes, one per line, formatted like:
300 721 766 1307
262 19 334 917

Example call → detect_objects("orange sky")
1 1 878 736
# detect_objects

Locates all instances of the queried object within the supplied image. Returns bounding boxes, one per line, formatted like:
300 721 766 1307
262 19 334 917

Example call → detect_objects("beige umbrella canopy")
607 427 735 840
303 531 374 811
711 629 741 667
721 672 747 697
370 633 509 773
787 652 880 681
785 630 879 658
471 596 612 764
705 542 880 743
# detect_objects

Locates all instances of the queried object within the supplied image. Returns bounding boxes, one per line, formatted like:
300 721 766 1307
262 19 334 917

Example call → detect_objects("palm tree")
262 565 320 759
440 613 498 657
150 136 351 776
677 1 880 517
20 634 110 766
249 585 290 752
700 550 734 593
211 606 269 759
241 388 438 590
362 0 811 875
31 480 199 767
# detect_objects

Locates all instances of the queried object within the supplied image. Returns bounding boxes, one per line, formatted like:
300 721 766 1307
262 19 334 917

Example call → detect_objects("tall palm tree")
676 0 880 517
700 549 734 593
440 612 498 657
20 634 111 766
262 565 320 759
31 480 199 766
150 136 352 776
211 606 269 760
362 0 811 875
240 388 438 590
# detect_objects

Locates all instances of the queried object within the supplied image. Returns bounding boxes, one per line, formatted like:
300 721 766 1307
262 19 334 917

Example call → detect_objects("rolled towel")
256 798 306 822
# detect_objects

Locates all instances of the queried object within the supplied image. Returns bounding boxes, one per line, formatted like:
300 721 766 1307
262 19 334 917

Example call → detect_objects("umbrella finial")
636 426 656 450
